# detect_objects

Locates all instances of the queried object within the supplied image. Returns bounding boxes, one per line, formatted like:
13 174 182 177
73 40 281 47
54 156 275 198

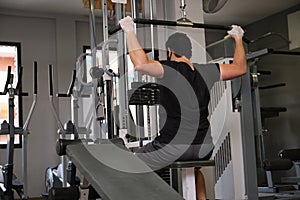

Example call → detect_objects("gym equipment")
78 1 259 199
169 160 215 200
177 0 192 23
0 62 38 200
247 48 300 199
66 143 184 200
259 158 293 193
206 39 261 199
45 64 104 200
108 18 232 35
279 149 300 189
44 65 83 197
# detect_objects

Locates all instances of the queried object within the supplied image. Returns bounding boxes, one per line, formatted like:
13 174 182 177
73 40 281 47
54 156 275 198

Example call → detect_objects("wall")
0 10 103 197
245 4 300 184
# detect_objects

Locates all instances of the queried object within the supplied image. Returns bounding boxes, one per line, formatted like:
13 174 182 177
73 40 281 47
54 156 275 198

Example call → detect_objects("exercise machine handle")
34 61 38 95
0 66 12 95
14 67 29 96
23 61 38 131
48 64 64 132
15 66 23 93
49 64 54 96
57 69 76 97
67 69 76 96
259 83 286 90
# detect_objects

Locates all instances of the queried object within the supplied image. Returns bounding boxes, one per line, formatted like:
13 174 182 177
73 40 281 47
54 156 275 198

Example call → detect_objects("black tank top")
156 60 219 145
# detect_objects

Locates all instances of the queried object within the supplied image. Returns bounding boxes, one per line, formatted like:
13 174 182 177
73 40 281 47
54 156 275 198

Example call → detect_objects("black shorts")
135 140 214 170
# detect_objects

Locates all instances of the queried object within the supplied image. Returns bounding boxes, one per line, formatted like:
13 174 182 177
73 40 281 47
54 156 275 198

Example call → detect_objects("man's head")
165 32 192 59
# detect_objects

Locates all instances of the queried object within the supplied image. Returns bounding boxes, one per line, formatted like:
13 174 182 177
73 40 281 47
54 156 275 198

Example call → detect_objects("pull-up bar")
108 18 232 35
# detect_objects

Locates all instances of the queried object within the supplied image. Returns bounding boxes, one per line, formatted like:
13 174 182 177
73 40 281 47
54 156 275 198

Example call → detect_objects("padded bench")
258 158 294 193
258 149 300 194
279 148 300 188
168 160 215 200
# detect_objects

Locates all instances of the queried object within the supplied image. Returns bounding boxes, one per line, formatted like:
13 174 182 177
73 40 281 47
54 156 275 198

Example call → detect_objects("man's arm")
120 16 164 78
219 25 247 80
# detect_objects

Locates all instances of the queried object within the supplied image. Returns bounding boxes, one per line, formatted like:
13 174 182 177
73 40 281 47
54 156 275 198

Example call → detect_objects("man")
119 16 246 200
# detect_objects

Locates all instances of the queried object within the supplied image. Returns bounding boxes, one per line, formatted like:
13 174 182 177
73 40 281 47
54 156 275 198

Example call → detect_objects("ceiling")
0 0 299 26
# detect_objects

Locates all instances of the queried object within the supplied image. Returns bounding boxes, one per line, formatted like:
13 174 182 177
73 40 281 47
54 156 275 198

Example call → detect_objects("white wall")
0 10 102 197
0 13 59 197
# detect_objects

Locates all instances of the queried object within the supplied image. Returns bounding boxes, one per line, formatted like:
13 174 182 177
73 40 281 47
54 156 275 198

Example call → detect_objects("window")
0 42 22 148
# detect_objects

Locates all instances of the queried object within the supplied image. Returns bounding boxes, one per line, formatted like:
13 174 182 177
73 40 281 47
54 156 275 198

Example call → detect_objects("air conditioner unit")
288 10 300 51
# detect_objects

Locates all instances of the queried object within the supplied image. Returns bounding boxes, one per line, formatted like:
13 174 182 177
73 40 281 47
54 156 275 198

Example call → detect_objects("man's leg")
135 140 185 171
195 168 206 200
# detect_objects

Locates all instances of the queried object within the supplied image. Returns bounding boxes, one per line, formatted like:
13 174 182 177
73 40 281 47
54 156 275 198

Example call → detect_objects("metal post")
88 0 100 140
131 0 145 146
250 60 265 169
22 91 37 198
71 92 79 129
240 65 259 199
115 3 128 132
22 131 28 199
5 86 15 199
101 39 118 139
22 62 37 199
102 0 109 41
48 64 67 187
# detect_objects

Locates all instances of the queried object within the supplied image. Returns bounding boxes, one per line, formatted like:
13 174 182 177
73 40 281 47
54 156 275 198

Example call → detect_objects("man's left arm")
120 16 164 78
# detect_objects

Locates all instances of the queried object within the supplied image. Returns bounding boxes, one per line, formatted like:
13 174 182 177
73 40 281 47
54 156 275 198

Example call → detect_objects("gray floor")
259 190 300 200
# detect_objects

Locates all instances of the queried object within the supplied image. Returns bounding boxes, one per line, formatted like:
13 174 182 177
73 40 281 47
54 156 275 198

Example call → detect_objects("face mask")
167 51 172 61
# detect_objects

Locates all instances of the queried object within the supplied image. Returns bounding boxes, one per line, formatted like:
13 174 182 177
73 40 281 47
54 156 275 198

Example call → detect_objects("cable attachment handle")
33 61 38 95
0 66 12 95
57 69 77 97
48 64 64 132
23 61 38 131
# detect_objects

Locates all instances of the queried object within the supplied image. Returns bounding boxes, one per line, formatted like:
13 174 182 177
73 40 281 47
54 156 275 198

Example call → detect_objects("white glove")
119 16 134 33
227 25 244 39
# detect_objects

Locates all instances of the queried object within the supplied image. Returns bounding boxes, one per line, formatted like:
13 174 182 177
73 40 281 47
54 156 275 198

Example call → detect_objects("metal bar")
23 62 38 130
266 171 273 187
131 0 145 146
247 48 300 60
240 65 259 199
270 50 300 56
102 0 108 41
48 65 68 187
109 18 231 35
246 48 270 60
5 87 15 199
102 0 110 140
22 61 38 199
115 3 128 130
48 65 64 132
259 83 286 90
101 39 118 139
88 0 100 140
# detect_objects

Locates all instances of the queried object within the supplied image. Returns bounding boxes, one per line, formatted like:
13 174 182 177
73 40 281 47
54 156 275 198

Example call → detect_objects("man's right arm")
219 25 247 80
